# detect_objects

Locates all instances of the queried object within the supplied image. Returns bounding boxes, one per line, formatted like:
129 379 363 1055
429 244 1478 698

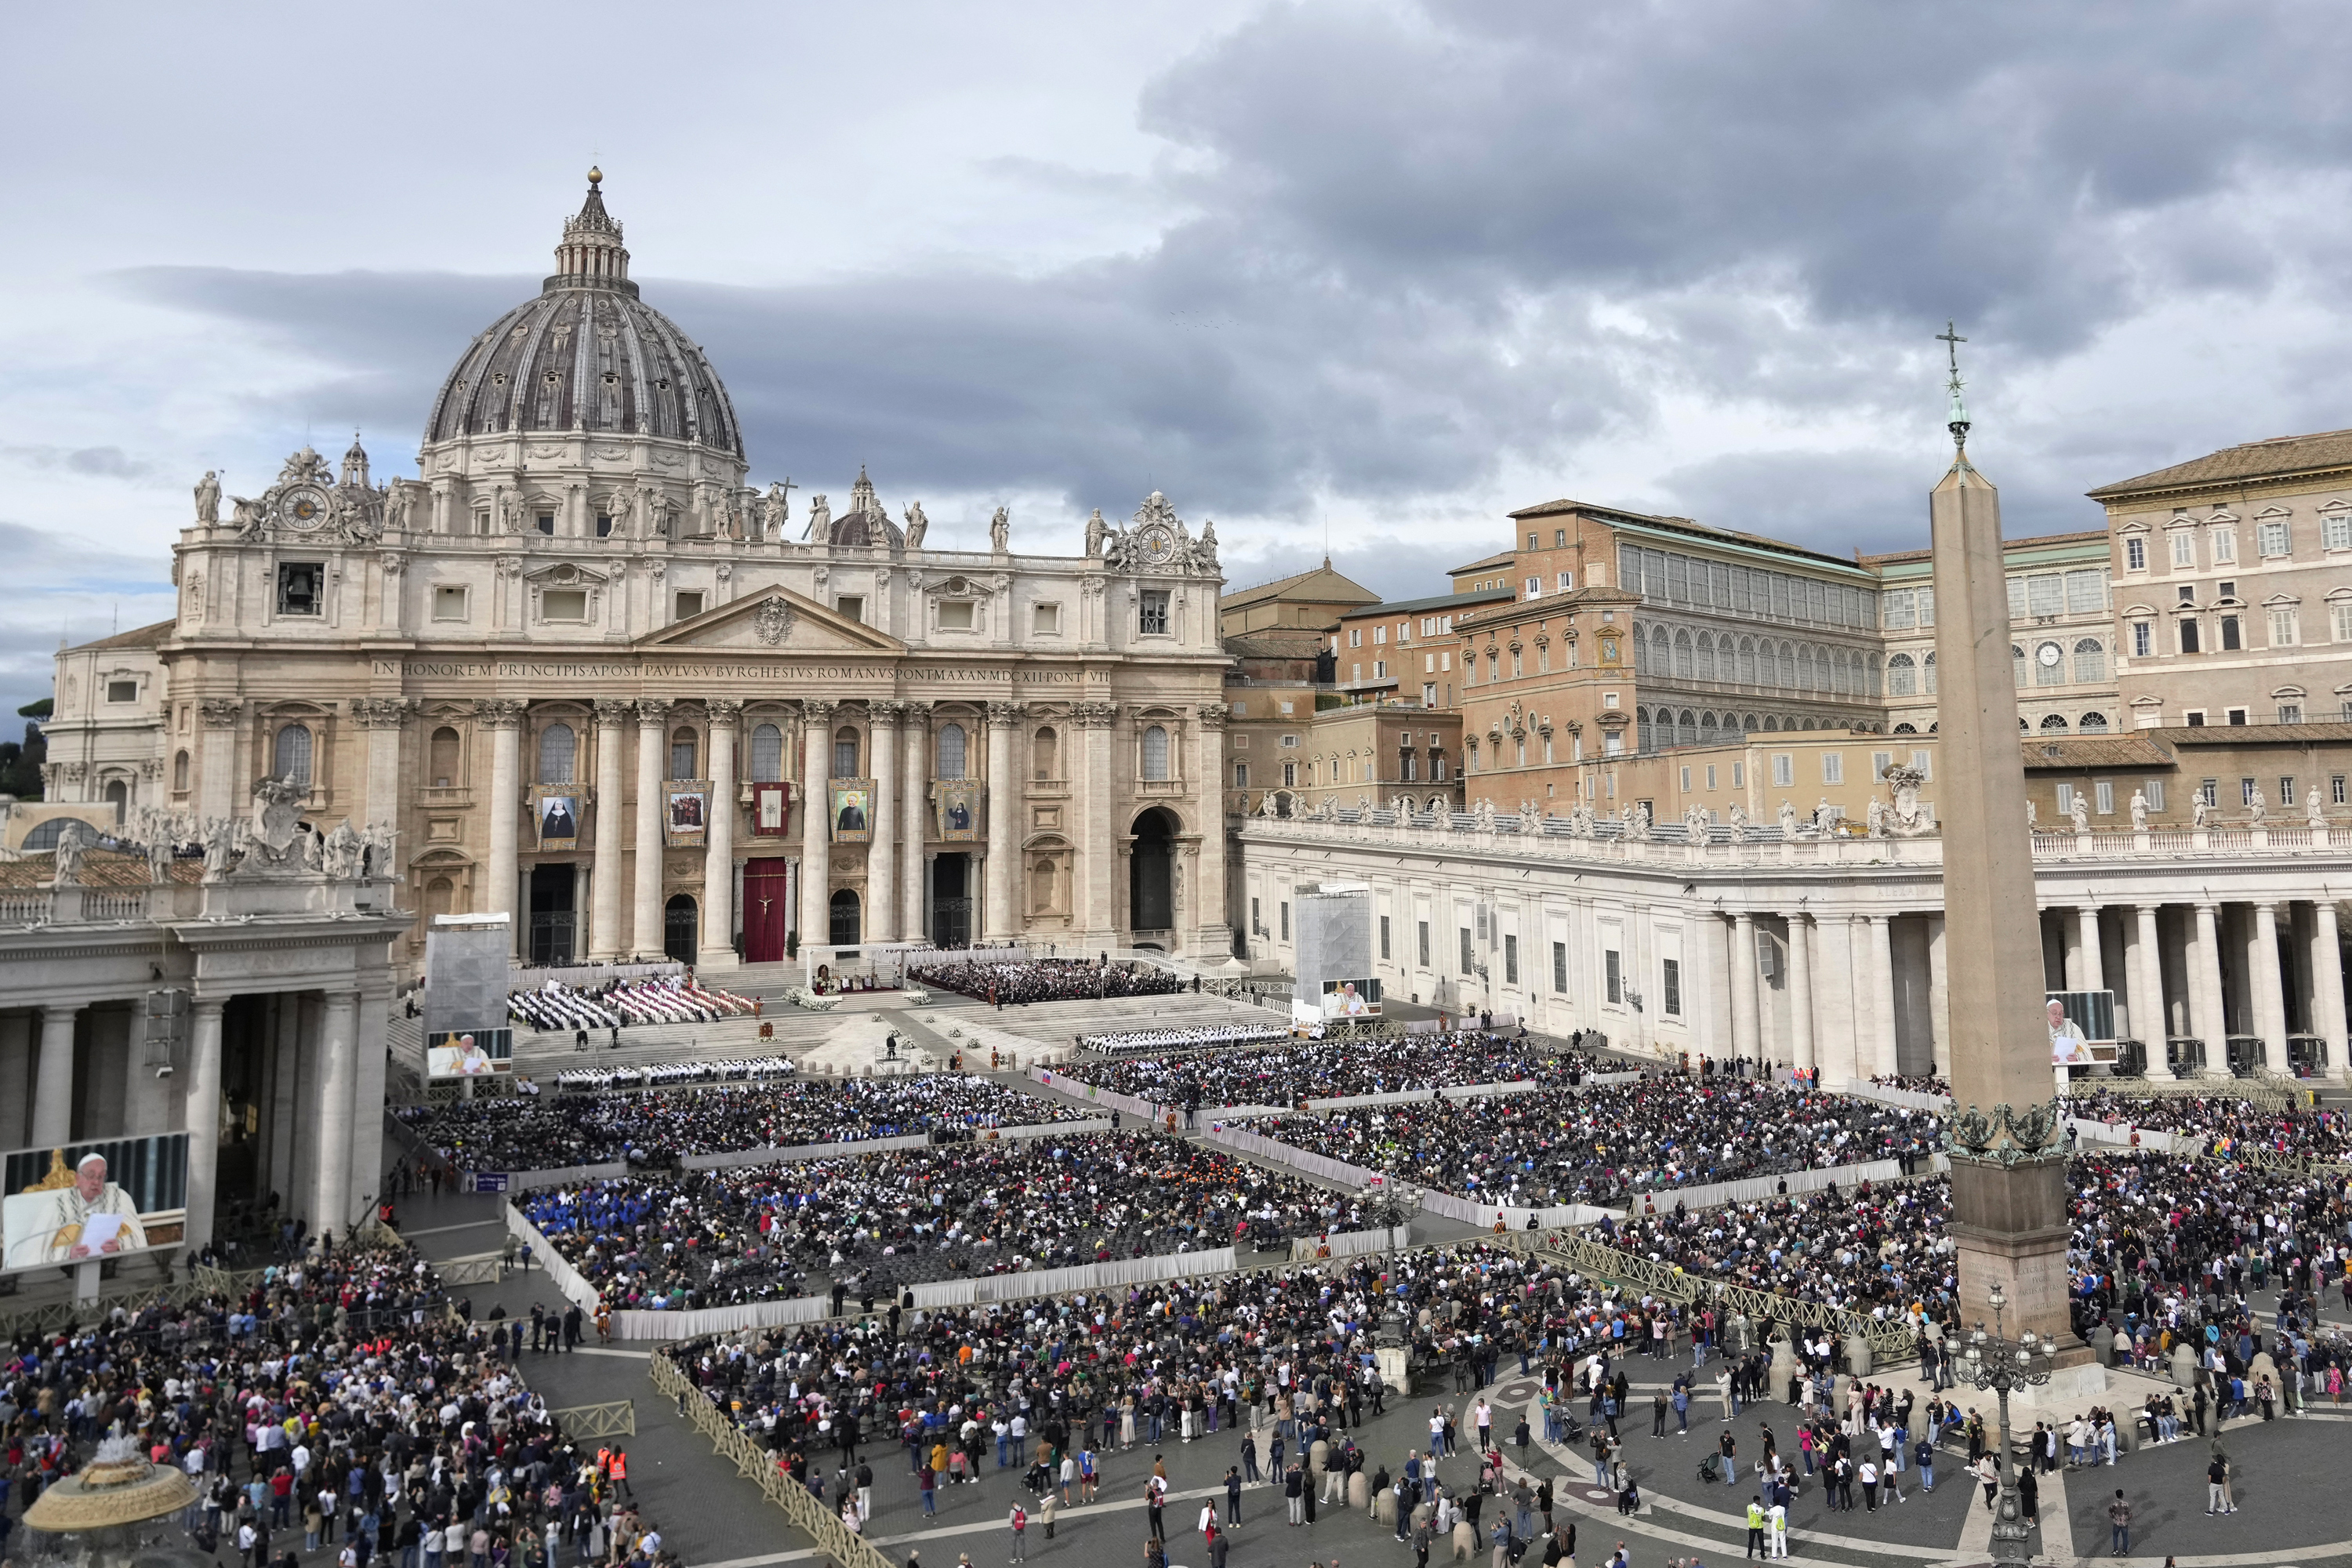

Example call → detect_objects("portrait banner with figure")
934 781 982 843
830 781 873 843
535 786 581 850
2 1134 187 1273
664 781 710 847
750 782 792 837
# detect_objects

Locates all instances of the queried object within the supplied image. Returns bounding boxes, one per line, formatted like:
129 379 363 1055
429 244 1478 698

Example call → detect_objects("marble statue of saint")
1083 509 1108 558
1777 799 1798 837
1865 797 1886 837
382 482 412 533
322 820 365 879
1813 797 1836 834
2069 793 2089 833
2191 794 2209 828
763 481 792 538
803 493 831 541
231 496 267 539
989 506 1011 553
902 502 928 549
2308 786 2327 829
2027 799 2038 828
2129 790 2148 831
1727 802 1748 833
1197 518 1218 562
194 470 220 527
49 821 92 885
2247 783 2267 825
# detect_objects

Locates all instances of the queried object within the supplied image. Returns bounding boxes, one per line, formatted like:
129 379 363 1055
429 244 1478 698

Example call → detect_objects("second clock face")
2038 644 2061 666
281 486 330 529
1141 524 1176 564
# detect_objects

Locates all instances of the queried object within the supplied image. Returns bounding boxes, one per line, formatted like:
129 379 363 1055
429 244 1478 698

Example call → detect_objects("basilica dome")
422 172 742 459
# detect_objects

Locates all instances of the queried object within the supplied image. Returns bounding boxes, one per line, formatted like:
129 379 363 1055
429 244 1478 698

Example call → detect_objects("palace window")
2259 520 2292 557
273 724 313 786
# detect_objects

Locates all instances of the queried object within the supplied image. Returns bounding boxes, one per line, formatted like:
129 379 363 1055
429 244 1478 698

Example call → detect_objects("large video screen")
1320 978 1383 1021
427 1027 514 1079
2 1134 188 1272
2047 989 2117 1066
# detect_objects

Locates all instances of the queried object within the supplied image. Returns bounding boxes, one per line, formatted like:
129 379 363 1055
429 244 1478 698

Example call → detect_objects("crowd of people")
1261 1079 1945 1207
2061 1088 2352 1164
0 1235 673 1568
1866 1075 1950 1097
508 976 762 1033
1076 1024 1294 1056
550 1057 796 1094
1058 1033 1594 1109
910 956 1185 1006
515 1132 1370 1310
396 1074 1088 1171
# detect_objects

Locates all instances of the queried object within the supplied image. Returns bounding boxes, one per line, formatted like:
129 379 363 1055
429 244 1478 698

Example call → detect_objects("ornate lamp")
1948 1281 2060 1567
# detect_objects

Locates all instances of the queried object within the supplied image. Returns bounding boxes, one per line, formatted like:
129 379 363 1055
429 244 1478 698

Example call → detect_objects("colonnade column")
701 701 740 967
800 701 833 951
1868 913 1898 1076
2252 902 2289 1073
1788 915 1817 1077
2074 906 2104 993
590 700 630 960
2190 901 2227 1071
2312 901 2349 1080
982 702 1024 942
1813 916 1858 1086
477 699 524 951
1194 704 1232 956
2134 905 2173 1079
1728 912 1760 1063
314 991 358 1232
1076 702 1117 941
31 1004 78 1145
1926 914 1950 1080
631 701 669 958
900 706 929 946
181 997 225 1250
868 702 901 945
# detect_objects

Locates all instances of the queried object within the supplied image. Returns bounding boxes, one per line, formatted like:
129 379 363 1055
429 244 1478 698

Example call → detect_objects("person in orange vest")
610 1448 632 1501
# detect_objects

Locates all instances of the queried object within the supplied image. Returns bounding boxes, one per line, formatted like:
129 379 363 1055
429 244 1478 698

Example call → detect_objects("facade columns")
1867 913 1898 1077
31 1004 78 1145
2190 901 2228 1070
2312 901 2348 1080
2252 902 2289 1073
197 699 241 822
982 702 1024 942
1788 914 1817 1076
1194 704 1232 956
701 701 741 967
1813 916 1858 1086
314 991 359 1232
630 701 669 958
1729 912 1760 1062
868 703 901 946
1926 914 1950 1079
800 701 833 950
2074 906 2104 993
1076 702 1117 942
181 997 226 1249
477 700 524 949
353 698 408 829
590 700 630 959
900 707 929 946
2134 904 2173 1079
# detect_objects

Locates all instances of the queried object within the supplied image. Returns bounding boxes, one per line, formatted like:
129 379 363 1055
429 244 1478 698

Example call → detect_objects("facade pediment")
639 585 906 655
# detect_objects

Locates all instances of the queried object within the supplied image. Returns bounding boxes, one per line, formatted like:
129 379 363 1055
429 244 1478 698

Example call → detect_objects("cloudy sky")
7 1 2352 719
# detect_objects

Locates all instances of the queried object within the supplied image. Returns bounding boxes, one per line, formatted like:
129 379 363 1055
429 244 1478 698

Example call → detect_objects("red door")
743 858 792 962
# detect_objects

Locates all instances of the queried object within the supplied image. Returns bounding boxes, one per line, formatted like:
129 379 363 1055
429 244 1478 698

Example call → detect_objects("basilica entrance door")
743 858 791 962
528 862 577 966
931 852 971 948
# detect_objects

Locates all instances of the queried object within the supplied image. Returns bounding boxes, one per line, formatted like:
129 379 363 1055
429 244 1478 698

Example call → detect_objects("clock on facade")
2037 642 2062 668
280 486 331 530
1139 524 1177 564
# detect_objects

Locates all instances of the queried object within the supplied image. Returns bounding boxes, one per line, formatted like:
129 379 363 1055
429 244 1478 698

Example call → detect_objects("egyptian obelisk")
1929 327 2073 1345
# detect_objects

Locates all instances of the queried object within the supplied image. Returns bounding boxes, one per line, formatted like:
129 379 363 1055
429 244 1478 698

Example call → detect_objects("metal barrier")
550 1400 637 1439
437 1257 506 1286
0 1265 269 1343
649 1352 895 1568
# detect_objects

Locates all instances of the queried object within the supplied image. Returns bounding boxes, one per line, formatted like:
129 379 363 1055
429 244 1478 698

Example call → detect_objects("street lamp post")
1372 1166 1421 1393
1948 1281 2060 1567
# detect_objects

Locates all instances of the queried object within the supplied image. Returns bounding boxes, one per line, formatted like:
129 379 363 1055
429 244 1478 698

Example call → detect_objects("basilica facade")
111 174 1236 971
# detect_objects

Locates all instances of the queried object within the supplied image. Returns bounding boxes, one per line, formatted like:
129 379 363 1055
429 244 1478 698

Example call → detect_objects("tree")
0 699 49 797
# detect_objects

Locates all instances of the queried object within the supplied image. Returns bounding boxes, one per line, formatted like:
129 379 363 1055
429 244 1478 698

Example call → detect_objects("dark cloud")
1 445 157 481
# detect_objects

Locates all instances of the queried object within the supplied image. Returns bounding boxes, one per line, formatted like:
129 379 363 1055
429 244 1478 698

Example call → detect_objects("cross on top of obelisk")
1938 320 1970 451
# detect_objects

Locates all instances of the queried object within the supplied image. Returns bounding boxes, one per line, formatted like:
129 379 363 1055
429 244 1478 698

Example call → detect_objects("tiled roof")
2087 429 2352 500
2152 722 2352 746
1220 563 1380 609
2019 736 2174 770
0 850 201 889
67 619 175 653
1341 587 1514 619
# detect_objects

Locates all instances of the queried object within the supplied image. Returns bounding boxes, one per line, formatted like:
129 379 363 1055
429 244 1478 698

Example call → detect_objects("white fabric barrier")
1198 1123 1382 1189
1412 1190 1615 1231
1842 1078 2209 1156
1612 1155 1944 1215
1293 1225 1412 1261
1842 1080 1951 1113
505 1204 601 1315
1305 1080 1541 1112
1028 1068 1290 1124
906 1247 1237 1308
678 1120 1118 1170
613 1294 833 1341
499 1161 630 1192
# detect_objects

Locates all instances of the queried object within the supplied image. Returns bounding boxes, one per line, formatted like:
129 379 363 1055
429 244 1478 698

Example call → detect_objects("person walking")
2108 1490 2132 1555
1225 1465 1243 1526
1916 1434 1936 1494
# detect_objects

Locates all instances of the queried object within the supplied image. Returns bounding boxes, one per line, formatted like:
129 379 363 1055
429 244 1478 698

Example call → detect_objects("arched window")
1033 727 1058 782
1866 652 1882 697
1743 713 1759 733
2040 713 2069 730
832 726 861 779
1762 715 1779 733
1677 709 1697 747
429 726 460 787
537 722 575 783
1031 858 1058 914
2012 644 2027 688
424 876 455 923
2078 713 2109 732
1778 642 1795 688
2073 637 2107 684
1673 630 1693 679
670 727 698 779
936 723 967 780
1887 653 1917 696
1651 626 1670 670
1893 722 1918 734
1795 646 1815 693
1635 707 1653 753
1737 637 1757 684
750 722 785 782
172 750 190 792
103 779 128 817
1924 651 1937 695
273 723 313 786
1141 724 1171 781
1699 712 1719 743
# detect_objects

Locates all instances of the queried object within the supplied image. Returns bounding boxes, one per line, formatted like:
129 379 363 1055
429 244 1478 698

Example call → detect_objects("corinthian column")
701 701 741 968
868 702 902 944
352 697 409 830
983 701 1025 941
590 700 631 959
1192 702 1232 958
182 997 225 1249
1074 702 1117 942
632 700 669 958
476 699 526 953
198 699 241 822
801 700 835 950
901 704 930 945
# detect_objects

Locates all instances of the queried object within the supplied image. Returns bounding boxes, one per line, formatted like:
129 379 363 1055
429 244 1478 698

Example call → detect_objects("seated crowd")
2061 1088 2352 1164
397 1074 1087 1171
910 957 1183 1005
516 1133 1369 1308
0 1236 673 1568
510 977 760 1033
1058 1033 1594 1108
1262 1080 1944 1207
552 1057 796 1093
1076 1024 1294 1056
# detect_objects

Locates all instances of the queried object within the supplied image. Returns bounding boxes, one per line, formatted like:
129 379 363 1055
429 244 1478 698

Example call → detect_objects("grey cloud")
2 445 157 481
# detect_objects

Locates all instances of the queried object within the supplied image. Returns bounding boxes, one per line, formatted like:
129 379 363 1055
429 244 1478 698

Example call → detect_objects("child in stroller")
1022 1458 1054 1497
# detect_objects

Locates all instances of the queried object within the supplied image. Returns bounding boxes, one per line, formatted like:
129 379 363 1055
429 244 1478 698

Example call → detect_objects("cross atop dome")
550 168 631 292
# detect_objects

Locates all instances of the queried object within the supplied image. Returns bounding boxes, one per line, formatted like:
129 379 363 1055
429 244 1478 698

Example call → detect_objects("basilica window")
274 724 314 786
670 728 698 779
936 723 967 780
833 727 861 779
1033 727 1059 782
429 727 461 788
1138 590 1171 636
673 591 705 621
276 562 323 616
1141 725 1171 781
172 750 190 793
938 600 975 632
433 586 467 622
750 723 785 782
1033 603 1061 635
538 724 576 783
